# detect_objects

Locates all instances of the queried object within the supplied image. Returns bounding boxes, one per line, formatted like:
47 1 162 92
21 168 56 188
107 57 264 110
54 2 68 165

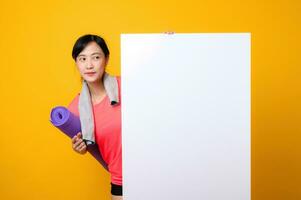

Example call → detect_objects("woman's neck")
86 79 106 99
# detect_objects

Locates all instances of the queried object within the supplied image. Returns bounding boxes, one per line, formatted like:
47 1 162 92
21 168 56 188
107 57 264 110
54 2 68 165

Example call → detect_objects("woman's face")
75 41 109 84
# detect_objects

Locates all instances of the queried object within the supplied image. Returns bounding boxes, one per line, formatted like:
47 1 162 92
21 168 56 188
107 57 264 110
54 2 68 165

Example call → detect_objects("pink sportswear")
67 76 122 186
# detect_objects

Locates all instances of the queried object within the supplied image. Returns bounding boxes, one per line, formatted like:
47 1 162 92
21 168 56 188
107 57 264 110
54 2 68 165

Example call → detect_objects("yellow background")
0 0 300 199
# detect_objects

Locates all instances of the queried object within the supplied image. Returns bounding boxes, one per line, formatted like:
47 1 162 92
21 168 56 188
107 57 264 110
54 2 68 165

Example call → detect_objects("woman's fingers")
72 132 81 143
76 142 87 154
72 135 77 143
74 140 87 151
164 31 175 34
71 132 87 154
73 142 82 150
73 137 82 146
78 144 87 153
75 139 83 146
72 136 82 147
74 144 84 153
77 141 86 149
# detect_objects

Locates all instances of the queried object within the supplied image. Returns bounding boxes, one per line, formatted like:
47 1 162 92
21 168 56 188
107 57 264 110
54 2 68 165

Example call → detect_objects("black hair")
72 34 110 61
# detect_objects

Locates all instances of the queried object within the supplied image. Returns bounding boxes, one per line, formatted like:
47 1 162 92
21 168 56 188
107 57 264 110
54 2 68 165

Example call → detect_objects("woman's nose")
86 65 93 69
86 60 93 69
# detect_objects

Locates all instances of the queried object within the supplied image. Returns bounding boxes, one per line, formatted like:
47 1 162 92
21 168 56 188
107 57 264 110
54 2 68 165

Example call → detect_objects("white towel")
78 72 120 145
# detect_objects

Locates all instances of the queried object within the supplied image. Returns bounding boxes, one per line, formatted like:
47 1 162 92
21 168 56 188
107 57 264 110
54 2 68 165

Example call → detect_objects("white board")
121 33 250 200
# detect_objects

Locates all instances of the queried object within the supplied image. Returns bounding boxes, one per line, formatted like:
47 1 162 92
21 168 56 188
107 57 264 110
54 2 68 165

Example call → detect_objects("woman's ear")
105 55 110 66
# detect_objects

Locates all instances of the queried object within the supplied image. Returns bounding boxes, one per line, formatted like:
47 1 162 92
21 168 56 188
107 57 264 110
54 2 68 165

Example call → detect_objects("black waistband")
111 183 122 196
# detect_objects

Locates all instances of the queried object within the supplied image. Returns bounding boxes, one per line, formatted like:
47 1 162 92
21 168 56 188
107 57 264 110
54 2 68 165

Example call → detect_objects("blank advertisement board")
121 33 250 200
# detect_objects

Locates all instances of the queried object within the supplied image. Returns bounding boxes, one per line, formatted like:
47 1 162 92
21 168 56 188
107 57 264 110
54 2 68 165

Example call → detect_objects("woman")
67 34 123 200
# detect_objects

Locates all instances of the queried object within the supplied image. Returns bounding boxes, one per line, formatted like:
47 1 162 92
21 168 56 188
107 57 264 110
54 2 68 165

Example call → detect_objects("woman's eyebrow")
78 52 101 57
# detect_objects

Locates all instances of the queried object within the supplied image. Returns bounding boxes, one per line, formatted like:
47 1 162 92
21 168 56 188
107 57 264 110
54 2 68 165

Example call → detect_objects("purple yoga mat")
50 106 108 171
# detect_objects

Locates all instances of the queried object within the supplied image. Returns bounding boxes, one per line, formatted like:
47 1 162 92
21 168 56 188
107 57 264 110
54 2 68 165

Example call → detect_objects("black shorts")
111 182 123 196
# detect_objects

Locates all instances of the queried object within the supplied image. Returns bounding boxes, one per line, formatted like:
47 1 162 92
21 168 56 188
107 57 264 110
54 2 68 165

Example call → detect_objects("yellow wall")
0 0 300 199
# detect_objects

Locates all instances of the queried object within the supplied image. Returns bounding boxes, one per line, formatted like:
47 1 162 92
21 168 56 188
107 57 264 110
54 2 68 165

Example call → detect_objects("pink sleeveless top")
67 76 122 186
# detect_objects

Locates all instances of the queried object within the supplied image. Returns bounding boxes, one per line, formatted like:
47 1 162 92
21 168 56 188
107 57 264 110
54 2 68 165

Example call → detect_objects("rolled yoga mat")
49 106 108 171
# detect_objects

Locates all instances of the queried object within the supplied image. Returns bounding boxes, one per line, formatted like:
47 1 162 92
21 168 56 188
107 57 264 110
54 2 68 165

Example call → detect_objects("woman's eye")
94 56 100 59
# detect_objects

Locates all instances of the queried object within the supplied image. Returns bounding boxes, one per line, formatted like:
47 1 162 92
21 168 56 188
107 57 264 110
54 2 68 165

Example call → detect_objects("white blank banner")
121 33 250 200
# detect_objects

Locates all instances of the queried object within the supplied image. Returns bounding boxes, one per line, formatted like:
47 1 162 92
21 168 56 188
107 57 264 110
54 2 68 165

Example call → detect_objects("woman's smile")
85 72 96 76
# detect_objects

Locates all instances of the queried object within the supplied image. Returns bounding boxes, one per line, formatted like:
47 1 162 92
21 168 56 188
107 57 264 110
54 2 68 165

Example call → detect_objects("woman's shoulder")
67 93 80 115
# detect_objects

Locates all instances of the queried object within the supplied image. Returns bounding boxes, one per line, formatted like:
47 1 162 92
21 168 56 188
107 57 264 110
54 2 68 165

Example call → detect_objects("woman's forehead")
80 42 104 55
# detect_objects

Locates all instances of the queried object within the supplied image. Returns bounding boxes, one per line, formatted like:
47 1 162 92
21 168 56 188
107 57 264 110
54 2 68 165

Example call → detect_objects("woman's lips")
85 72 96 76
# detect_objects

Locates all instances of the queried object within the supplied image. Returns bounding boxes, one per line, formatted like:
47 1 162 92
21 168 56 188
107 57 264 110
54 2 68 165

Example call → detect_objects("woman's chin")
84 76 101 84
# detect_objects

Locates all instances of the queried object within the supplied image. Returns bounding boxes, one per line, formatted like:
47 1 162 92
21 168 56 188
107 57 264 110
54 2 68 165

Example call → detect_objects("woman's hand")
72 132 87 154
163 31 175 34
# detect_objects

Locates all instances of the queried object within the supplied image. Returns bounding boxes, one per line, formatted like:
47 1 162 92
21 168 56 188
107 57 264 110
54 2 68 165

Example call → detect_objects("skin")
71 32 174 199
111 195 123 200
71 41 124 200
71 41 109 155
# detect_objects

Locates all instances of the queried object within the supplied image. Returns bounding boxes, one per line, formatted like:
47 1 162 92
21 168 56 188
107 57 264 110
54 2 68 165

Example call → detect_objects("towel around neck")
78 72 120 145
